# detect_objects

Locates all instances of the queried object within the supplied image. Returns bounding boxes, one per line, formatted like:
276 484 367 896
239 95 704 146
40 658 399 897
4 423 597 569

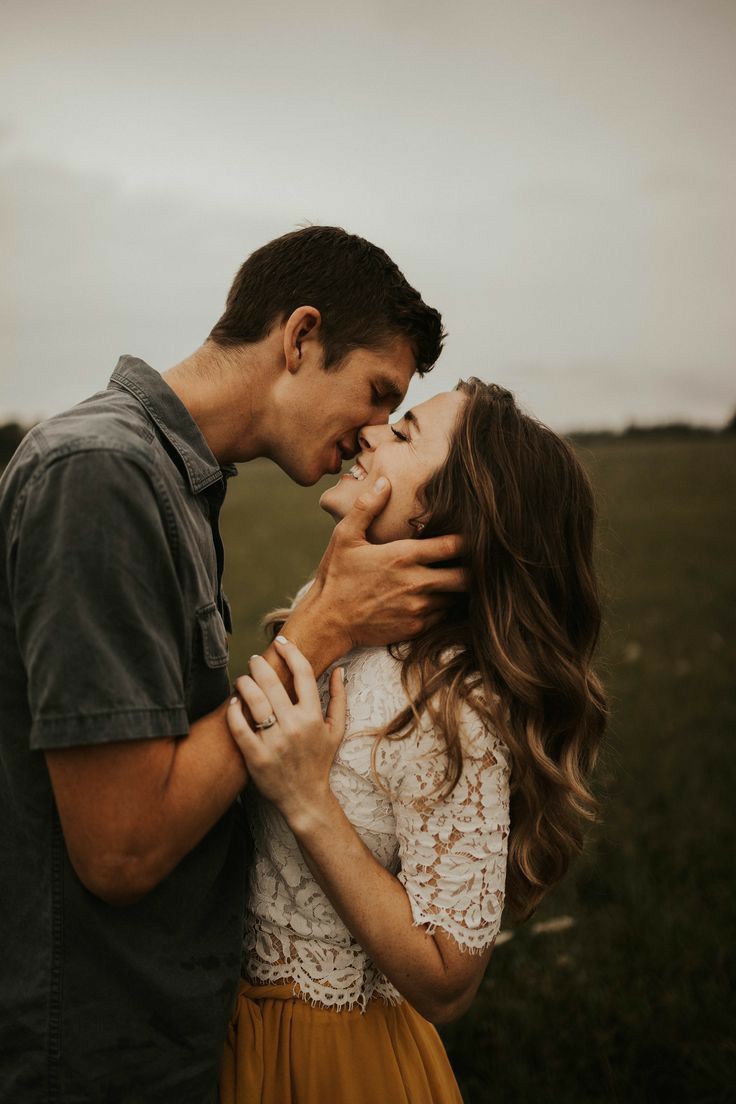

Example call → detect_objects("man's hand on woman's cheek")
250 479 467 691
313 476 467 649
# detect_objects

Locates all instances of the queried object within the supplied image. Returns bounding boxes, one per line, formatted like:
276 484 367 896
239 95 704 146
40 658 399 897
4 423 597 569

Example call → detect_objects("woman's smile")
345 459 369 481
321 390 467 543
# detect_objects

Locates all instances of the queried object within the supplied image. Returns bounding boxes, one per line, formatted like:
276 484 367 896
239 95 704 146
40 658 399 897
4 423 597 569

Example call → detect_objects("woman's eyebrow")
404 409 422 434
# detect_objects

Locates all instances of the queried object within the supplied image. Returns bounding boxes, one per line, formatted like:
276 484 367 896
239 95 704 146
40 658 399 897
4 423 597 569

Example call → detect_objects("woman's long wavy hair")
269 380 607 922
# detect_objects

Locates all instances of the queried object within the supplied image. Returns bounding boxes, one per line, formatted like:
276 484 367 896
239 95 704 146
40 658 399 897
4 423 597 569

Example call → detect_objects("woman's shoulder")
339 645 409 729
338 645 510 783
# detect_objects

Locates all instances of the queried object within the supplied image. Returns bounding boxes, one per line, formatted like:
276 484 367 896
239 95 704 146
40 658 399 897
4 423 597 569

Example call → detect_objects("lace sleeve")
383 706 511 953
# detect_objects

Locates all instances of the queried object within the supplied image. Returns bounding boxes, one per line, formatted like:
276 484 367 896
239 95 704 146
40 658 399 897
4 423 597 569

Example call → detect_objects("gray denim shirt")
0 357 247 1103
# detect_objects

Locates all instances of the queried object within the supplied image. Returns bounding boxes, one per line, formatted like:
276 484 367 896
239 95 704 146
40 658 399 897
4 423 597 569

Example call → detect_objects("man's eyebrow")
403 409 422 433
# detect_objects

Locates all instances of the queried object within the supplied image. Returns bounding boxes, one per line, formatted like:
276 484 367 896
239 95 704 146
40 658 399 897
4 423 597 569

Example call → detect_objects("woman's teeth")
348 464 366 481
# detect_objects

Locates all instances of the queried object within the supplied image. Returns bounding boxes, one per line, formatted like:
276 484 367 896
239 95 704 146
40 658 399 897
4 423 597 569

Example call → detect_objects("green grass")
220 438 736 1104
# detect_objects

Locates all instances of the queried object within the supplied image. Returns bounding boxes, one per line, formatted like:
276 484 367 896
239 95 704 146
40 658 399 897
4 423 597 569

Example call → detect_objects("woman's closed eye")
391 425 409 442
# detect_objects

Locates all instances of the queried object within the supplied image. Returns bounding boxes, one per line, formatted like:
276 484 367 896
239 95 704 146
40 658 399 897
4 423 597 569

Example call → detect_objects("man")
0 227 463 1102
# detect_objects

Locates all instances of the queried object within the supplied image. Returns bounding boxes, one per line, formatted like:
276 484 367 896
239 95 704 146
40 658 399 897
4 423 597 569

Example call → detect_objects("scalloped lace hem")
244 960 405 1013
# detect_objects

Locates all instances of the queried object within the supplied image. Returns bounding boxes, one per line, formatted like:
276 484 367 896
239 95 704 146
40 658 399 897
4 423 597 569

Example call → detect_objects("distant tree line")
0 422 34 467
570 412 736 446
1 412 735 467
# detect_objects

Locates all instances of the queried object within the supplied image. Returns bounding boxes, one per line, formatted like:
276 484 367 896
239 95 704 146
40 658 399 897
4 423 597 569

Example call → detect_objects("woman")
220 380 606 1103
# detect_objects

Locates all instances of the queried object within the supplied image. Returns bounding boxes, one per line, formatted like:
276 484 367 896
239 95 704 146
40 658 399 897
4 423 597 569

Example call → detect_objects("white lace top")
243 636 512 1011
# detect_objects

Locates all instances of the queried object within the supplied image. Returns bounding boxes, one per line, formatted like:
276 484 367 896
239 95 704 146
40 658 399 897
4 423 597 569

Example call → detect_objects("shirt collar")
108 356 238 493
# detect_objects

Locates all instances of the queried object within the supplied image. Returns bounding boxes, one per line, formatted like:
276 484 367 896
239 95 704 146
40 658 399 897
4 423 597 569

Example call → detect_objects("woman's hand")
226 637 346 828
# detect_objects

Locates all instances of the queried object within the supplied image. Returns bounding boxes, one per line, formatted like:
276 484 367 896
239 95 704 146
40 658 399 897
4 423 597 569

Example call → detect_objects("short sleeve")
9 449 190 749
388 705 511 952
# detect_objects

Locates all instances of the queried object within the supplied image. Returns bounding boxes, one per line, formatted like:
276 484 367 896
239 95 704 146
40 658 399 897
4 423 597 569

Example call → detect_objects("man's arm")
45 703 247 905
11 450 246 905
19 463 458 906
52 477 462 905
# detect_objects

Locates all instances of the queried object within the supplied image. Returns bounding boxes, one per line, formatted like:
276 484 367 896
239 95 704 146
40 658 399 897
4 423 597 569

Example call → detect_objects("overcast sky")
2 0 734 429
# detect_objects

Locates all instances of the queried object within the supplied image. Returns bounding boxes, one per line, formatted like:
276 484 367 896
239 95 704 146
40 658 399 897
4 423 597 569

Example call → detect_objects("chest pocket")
187 602 230 720
196 603 229 667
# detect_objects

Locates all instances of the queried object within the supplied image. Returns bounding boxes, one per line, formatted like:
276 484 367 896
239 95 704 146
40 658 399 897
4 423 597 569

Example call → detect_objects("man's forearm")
152 702 249 880
261 585 351 684
47 702 249 905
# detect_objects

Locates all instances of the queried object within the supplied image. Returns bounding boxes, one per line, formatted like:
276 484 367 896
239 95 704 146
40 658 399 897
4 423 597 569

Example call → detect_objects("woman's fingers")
226 694 262 762
272 636 321 710
246 654 293 719
232 674 275 728
227 644 345 822
325 667 347 742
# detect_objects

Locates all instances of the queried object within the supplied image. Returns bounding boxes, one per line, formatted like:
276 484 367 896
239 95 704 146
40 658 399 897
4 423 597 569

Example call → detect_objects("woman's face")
319 390 467 543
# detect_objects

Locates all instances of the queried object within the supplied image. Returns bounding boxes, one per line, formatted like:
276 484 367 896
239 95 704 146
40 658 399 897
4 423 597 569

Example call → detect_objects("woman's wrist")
281 787 343 841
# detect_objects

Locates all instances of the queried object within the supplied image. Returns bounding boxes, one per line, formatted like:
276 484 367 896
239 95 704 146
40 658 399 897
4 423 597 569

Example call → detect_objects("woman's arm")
228 637 505 1024
287 792 493 1024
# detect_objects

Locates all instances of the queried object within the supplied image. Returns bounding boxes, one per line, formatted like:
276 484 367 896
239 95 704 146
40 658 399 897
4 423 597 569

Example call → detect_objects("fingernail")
275 635 289 645
373 477 388 492
230 695 239 705
339 667 345 683
249 654 260 661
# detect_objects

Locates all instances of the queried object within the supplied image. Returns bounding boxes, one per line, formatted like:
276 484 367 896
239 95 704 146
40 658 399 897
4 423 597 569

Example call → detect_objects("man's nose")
358 427 379 452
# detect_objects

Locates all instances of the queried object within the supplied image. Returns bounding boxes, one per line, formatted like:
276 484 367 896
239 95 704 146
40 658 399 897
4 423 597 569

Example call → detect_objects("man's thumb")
339 476 391 540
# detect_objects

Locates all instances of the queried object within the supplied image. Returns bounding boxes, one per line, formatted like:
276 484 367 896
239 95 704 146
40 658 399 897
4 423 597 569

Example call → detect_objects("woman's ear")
282 306 322 375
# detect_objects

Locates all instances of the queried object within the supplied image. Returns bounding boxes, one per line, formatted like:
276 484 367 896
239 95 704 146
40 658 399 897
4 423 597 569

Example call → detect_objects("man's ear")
283 306 322 375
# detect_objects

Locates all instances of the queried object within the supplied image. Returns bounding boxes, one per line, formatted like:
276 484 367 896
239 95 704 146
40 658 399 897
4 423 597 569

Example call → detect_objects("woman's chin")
318 488 345 522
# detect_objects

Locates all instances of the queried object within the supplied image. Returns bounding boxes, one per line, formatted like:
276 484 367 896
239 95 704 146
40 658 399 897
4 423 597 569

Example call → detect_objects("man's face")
271 338 416 485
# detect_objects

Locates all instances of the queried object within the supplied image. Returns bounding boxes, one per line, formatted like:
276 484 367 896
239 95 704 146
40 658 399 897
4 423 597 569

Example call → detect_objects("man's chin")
304 456 341 485
281 459 322 487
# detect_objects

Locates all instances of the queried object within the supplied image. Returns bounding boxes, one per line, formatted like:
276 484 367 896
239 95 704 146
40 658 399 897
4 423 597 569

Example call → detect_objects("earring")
415 521 425 532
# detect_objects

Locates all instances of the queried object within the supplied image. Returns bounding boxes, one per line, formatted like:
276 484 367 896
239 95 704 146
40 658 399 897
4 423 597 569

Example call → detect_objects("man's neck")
163 341 273 465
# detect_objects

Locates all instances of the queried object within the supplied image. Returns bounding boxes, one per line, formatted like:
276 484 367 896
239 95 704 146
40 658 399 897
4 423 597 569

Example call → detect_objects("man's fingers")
422 590 461 613
412 608 448 635
417 565 468 593
408 533 464 566
400 598 457 640
336 477 392 542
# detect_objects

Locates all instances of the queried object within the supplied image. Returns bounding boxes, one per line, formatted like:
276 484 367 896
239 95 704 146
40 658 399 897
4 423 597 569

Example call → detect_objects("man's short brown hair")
208 226 445 374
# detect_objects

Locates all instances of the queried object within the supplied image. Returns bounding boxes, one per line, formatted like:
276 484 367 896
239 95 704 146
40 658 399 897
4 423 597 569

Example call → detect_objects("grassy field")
220 437 736 1104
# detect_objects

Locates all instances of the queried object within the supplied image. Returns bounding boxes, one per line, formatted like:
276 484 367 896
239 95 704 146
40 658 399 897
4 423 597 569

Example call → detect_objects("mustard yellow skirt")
219 980 464 1104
